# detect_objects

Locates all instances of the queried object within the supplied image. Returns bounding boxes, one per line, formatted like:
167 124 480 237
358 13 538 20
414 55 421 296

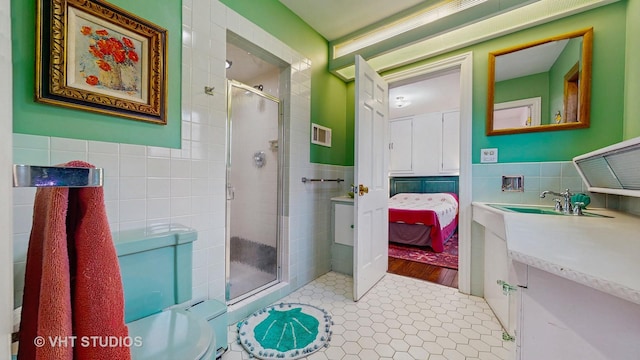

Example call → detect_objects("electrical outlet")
481 148 498 163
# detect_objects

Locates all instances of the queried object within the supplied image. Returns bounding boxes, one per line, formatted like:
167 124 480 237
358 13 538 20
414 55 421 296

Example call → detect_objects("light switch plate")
481 148 498 163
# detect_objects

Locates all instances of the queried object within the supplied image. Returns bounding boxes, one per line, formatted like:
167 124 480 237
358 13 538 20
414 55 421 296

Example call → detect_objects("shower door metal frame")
225 79 284 304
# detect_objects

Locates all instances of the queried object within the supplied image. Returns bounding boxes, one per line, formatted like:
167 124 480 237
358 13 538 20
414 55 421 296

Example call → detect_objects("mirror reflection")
487 28 593 135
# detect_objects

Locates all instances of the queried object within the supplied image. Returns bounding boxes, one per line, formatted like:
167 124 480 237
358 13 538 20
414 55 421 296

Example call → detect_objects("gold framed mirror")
487 28 593 135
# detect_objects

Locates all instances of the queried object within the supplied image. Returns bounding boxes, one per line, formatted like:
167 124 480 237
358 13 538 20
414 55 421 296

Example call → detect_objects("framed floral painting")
36 0 168 124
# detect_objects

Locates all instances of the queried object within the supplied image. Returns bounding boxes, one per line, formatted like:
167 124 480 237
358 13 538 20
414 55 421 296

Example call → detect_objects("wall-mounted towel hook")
204 86 215 95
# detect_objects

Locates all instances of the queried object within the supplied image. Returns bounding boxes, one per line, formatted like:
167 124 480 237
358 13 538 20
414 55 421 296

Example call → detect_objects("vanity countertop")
473 202 640 305
331 196 354 203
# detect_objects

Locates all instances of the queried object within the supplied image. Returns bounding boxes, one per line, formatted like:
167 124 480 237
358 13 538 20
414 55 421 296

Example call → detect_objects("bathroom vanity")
473 202 640 360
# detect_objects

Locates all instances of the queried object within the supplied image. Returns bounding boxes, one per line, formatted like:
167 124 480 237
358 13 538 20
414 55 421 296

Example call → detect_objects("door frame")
2 0 14 355
383 52 473 294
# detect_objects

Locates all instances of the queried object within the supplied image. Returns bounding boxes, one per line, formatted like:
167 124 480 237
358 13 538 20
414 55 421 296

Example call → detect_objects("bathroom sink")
497 205 562 215
488 204 611 217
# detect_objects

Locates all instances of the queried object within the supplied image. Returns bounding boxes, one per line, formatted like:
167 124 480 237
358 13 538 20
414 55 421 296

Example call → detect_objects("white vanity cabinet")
331 197 354 275
473 202 640 360
334 201 354 246
388 111 460 176
483 231 522 338
518 265 640 360
475 206 524 356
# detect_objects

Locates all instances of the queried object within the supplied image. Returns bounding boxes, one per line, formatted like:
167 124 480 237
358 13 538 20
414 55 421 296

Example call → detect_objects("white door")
353 56 389 301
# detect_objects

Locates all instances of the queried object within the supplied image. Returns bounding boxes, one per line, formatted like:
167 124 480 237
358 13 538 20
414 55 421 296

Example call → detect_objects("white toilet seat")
127 309 214 360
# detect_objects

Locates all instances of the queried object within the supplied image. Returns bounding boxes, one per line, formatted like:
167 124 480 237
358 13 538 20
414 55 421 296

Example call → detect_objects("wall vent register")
573 136 640 197
311 123 332 147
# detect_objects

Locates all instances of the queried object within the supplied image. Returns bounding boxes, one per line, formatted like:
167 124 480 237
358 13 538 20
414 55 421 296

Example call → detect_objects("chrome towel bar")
301 177 344 183
13 164 104 188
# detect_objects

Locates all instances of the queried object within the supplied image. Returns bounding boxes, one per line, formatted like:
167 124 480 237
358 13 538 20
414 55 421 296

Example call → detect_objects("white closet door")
388 118 413 173
441 110 460 174
412 112 441 175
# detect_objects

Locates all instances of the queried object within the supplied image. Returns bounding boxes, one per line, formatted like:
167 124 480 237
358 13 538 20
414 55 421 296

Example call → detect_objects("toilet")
114 224 228 360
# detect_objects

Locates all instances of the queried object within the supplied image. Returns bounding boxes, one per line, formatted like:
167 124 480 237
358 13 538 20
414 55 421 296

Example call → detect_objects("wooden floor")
388 257 458 288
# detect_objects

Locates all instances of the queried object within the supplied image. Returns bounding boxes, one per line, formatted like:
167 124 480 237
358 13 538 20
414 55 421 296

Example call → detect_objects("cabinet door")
520 267 640 360
484 230 510 331
441 111 460 174
334 203 354 246
412 112 441 175
388 118 413 173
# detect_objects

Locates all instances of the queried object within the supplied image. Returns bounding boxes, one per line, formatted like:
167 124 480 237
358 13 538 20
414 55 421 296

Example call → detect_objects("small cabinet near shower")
331 196 354 275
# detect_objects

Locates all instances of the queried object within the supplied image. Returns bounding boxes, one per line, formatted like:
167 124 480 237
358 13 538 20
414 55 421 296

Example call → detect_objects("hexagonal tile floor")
223 272 513 359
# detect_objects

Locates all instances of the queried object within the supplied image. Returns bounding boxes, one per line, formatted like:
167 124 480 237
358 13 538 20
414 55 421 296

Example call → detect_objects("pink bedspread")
388 193 458 253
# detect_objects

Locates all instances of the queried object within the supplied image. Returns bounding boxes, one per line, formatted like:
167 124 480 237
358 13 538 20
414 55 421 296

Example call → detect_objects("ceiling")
278 0 429 41
495 39 569 82
226 42 280 85
389 69 461 119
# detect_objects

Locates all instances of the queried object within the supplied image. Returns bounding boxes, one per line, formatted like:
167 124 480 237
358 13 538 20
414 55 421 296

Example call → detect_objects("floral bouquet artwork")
77 24 143 99
36 0 167 124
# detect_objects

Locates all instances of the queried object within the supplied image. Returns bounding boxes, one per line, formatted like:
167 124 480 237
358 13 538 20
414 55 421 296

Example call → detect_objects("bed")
388 176 459 253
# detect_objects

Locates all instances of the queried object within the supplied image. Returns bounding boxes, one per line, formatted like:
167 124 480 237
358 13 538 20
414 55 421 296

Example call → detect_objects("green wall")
227 1 627 165
11 1 629 163
472 3 625 163
624 0 640 139
495 73 550 124
221 0 350 165
548 36 582 123
11 0 182 148
380 2 626 164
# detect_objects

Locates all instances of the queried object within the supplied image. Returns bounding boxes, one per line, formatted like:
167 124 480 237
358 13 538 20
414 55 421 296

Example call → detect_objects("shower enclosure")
226 80 282 303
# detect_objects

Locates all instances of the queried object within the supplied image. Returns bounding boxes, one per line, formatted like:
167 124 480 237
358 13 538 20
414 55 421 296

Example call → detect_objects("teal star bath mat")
237 303 332 359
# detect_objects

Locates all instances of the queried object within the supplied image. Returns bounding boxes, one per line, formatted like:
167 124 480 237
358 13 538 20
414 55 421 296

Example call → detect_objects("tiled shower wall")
12 1 352 313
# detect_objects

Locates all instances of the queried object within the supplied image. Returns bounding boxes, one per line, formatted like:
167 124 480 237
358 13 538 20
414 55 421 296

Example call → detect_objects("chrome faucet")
540 189 573 214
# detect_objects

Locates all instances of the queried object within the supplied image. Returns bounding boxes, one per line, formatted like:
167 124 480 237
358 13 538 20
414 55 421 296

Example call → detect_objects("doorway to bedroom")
386 67 462 289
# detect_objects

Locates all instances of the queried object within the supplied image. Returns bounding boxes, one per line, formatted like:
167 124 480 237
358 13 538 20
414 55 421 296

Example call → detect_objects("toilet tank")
113 224 197 323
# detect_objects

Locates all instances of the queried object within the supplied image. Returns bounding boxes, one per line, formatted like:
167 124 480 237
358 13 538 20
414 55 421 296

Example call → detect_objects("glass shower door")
226 80 281 303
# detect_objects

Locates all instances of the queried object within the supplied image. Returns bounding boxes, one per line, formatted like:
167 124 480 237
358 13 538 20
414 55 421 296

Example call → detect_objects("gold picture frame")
36 0 168 124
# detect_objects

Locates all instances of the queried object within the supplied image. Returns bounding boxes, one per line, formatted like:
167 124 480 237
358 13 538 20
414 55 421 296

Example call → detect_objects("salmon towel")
18 161 131 360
